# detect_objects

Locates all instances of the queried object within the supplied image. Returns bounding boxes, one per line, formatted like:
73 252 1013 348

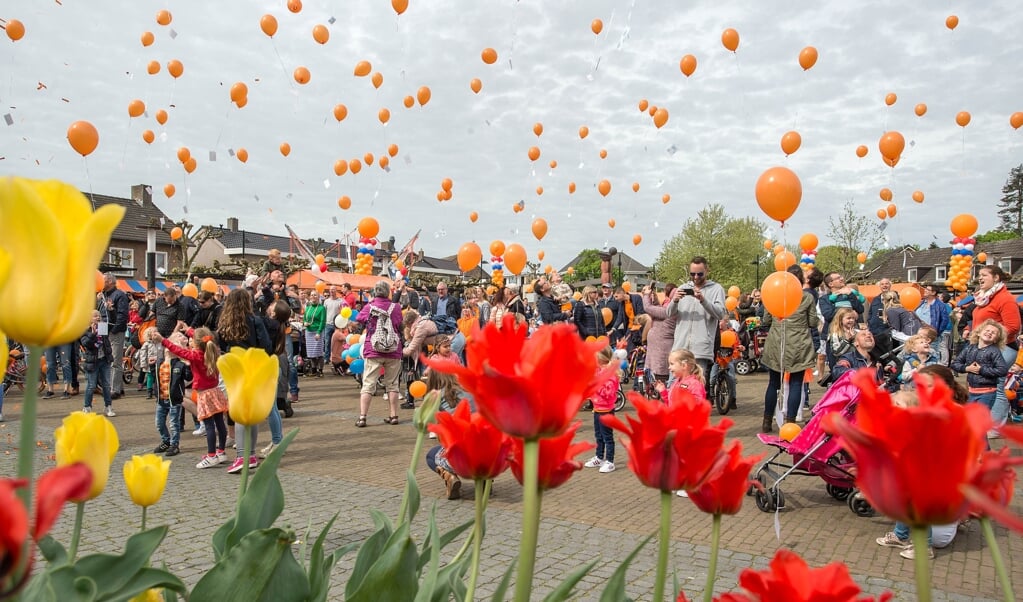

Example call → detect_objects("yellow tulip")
0 249 9 382
0 177 124 346
123 454 171 508
54 411 119 501
130 589 163 602
218 347 279 426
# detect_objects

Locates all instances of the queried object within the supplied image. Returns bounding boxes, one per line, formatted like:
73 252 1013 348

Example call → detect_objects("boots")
761 416 774 433
436 467 461 500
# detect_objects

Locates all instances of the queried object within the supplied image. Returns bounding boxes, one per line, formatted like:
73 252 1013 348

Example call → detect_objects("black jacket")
429 294 461 319
573 303 602 339
190 301 223 330
538 295 570 324
80 327 113 373
952 344 1009 389
100 288 130 335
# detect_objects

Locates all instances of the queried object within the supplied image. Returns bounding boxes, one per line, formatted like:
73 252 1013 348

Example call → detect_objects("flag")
383 230 421 278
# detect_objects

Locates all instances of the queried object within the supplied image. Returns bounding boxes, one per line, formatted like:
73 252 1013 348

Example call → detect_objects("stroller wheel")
755 486 784 513
734 360 752 376
848 490 875 517
826 484 853 502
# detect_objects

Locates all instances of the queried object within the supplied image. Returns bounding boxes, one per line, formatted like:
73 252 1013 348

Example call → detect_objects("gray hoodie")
665 280 726 360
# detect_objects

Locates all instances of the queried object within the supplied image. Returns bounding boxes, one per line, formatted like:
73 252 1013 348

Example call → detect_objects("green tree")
563 249 621 284
996 164 1023 236
826 202 886 277
976 229 1020 243
652 204 765 291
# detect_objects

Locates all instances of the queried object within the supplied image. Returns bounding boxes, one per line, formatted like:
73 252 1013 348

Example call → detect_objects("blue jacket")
925 299 951 334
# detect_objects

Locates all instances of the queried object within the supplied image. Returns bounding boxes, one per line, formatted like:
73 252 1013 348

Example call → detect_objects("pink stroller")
751 371 874 517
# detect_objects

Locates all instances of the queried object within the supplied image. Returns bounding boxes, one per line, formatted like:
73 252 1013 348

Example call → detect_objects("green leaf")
192 528 300 601
254 545 311 602
346 523 419 602
102 568 188 602
489 557 516 602
542 560 598 602
417 518 473 573
430 558 470 602
69 526 169 597
345 510 394 598
72 576 98 600
413 506 441 602
406 467 421 523
37 534 68 565
598 535 652 602
307 513 356 602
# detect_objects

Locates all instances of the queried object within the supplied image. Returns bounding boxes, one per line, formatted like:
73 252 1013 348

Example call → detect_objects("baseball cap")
601 283 613 289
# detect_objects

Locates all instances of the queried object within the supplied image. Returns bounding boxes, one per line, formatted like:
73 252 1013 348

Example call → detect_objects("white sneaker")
428 431 437 439
987 430 1002 440
196 454 220 469
215 450 228 463
599 461 616 473
105 407 116 417
676 490 689 498
82 407 92 414
258 442 279 459
192 425 206 436
583 456 604 468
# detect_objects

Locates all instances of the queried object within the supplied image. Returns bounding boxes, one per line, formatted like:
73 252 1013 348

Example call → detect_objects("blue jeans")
968 391 996 408
286 338 299 396
84 357 112 409
45 344 73 388
267 400 283 445
593 411 615 463
894 521 932 546
323 324 336 361
990 347 1017 426
156 399 181 446
764 369 806 420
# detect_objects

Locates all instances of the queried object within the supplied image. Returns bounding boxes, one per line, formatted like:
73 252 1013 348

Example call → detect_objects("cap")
601 283 613 289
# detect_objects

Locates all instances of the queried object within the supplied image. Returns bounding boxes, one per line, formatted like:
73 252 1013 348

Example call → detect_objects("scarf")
973 282 1004 308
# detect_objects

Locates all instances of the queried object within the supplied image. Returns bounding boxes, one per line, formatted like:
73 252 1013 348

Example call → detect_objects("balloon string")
507 0 520 70
83 157 95 211
271 40 294 92
122 118 132 165
214 106 231 149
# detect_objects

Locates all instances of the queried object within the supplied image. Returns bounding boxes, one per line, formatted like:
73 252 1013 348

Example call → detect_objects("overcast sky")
2 1 1022 270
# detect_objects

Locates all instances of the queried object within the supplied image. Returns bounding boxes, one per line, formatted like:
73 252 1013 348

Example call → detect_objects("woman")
402 309 440 359
642 283 678 383
473 286 492 326
572 286 603 340
487 286 508 327
883 291 922 338
504 285 528 320
536 280 571 325
217 288 272 460
303 292 326 377
190 290 222 330
966 265 1021 431
760 266 820 433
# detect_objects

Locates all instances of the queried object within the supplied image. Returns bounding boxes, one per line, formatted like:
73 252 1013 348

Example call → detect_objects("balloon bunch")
353 238 376 275
310 253 329 276
391 255 410 281
489 240 505 287
798 233 818 271
945 214 980 292
725 285 740 312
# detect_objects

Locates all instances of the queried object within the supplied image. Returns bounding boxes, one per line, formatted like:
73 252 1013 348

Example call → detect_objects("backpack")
430 314 458 335
369 303 400 353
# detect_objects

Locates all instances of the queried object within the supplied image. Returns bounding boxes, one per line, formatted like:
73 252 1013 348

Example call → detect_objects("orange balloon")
287 0 302 13
773 244 785 256
260 14 278 37
857 252 867 264
141 31 155 47
632 234 642 246
333 104 348 122
549 160 557 169
470 78 482 94
855 145 868 158
371 72 383 89
900 286 922 311
440 189 452 201
763 240 773 251
388 144 399 157
164 184 175 198
176 147 191 163
333 159 347 176
147 60 161 75
955 111 971 127
527 146 540 161
798 46 818 70
591 19 603 35
338 196 351 210
638 99 649 112
230 82 248 103
652 108 669 128
505 243 527 275
200 278 219 294
441 178 453 191
608 219 616 228
392 0 409 15
648 104 657 116
531 218 548 241
946 15 959 30
579 125 589 139
417 86 431 106
779 422 801 442
1011 112 1023 130
312 24 329 44
662 194 671 204
773 250 796 271
378 155 389 169
878 131 905 161
314 281 327 295
876 209 887 220
727 286 741 298
721 28 739 52
354 61 372 77
568 182 576 194
5 19 24 41
167 59 183 78
403 95 415 109
598 180 611 197
457 242 483 272
885 92 897 106
977 252 988 263
67 120 99 156
156 9 172 26
408 380 427 399
914 103 927 117
599 149 608 159
184 157 197 174
378 108 391 124
533 122 543 137
142 130 155 144
294 66 311 85
950 214 978 238
780 131 801 155
128 99 145 118
887 203 897 218
799 233 818 251
280 142 291 157
632 182 640 193
358 217 380 239
236 148 248 163
349 159 362 174
170 227 183 241
755 166 802 224
537 250 545 261
912 190 924 203
679 54 697 77
761 271 803 319
725 296 739 312
879 187 892 202
481 47 498 65
469 211 478 223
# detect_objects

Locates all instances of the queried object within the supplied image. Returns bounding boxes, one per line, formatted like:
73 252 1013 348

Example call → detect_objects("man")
831 327 880 382
596 284 621 343
340 283 358 310
867 278 892 336
100 273 130 399
917 282 952 364
613 286 645 349
819 272 865 335
390 279 420 310
665 257 726 377
322 286 343 364
429 281 461 320
417 286 433 316
148 287 190 338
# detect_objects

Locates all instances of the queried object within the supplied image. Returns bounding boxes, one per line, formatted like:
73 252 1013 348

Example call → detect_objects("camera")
680 286 696 296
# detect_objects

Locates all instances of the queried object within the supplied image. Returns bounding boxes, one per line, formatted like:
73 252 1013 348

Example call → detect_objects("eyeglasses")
690 272 704 277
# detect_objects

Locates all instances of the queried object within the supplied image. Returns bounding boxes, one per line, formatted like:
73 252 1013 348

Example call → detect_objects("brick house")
862 238 1023 291
88 184 181 287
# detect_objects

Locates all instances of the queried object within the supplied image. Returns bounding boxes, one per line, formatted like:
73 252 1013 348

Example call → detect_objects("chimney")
226 217 239 232
131 184 151 208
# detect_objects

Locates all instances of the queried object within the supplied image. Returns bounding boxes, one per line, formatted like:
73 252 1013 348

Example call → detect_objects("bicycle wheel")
714 375 732 416
614 388 628 412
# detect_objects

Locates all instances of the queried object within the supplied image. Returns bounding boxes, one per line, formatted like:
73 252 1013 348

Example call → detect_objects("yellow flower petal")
55 411 120 500
218 347 279 426
123 454 171 508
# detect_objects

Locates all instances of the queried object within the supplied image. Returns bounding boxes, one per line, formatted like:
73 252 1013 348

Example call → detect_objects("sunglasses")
690 272 704 277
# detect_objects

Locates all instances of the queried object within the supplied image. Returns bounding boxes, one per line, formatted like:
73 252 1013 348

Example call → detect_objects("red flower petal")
508 423 594 490
738 549 876 601
429 400 511 481
34 464 93 539
0 478 29 584
688 441 765 515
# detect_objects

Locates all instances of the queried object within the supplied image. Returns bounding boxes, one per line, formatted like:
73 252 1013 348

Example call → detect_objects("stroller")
734 317 767 375
750 371 874 517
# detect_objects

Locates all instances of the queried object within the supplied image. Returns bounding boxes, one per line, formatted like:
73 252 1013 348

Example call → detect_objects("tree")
168 221 224 276
562 249 621 284
652 204 765 291
976 229 1020 243
827 202 887 277
996 164 1023 236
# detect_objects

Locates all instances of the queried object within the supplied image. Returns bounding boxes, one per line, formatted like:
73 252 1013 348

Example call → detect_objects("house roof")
862 238 1023 284
86 191 175 245
558 251 649 274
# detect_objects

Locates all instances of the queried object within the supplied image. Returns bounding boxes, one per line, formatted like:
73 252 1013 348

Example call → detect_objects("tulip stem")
654 490 672 602
398 426 427 524
236 426 254 519
703 513 721 602
141 506 147 532
15 345 43 509
910 526 931 602
981 517 1015 601
513 439 541 602
69 502 85 561
465 478 490 602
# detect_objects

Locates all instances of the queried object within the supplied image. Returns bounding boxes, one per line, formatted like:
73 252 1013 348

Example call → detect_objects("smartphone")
680 287 695 296
97 322 109 336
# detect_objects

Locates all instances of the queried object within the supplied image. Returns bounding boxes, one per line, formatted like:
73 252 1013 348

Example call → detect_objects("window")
155 252 168 274
906 268 918 282
934 266 947 281
999 258 1012 273
107 247 134 275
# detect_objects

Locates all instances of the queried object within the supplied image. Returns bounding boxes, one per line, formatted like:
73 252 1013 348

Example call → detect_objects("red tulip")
960 444 1023 533
688 441 764 515
823 369 989 527
428 399 512 480
425 315 608 439
737 549 892 601
0 478 29 593
601 391 732 492
509 423 593 490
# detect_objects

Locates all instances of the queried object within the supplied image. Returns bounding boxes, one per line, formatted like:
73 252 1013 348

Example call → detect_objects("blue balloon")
349 342 363 357
620 360 628 370
349 358 365 374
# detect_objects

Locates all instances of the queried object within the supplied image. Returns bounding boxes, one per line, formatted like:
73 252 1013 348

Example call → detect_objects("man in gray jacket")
665 256 726 377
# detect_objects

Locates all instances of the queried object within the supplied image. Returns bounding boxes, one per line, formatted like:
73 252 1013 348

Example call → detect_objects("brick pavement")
0 371 1018 600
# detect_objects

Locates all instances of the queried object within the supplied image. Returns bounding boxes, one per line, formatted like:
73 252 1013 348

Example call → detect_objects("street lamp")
750 257 761 291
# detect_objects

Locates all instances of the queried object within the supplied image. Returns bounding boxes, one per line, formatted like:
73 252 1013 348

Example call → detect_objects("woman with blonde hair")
572 286 602 339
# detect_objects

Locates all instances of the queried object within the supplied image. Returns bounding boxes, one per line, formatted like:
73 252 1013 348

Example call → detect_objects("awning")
115 279 149 293
286 270 390 291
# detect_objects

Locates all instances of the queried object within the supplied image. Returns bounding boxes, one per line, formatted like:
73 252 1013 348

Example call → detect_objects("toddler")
899 334 939 388
951 319 1009 408
136 336 159 398
153 332 187 457
655 348 707 403
583 347 622 474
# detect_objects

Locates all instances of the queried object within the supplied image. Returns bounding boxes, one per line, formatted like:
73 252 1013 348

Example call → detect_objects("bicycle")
710 347 736 416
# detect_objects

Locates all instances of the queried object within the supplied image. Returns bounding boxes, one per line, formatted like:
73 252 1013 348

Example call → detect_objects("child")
151 327 230 469
951 319 1009 409
153 332 187 457
428 334 462 366
655 348 707 403
329 322 349 376
136 335 159 399
423 369 470 499
80 310 115 417
583 347 622 474
899 334 939 389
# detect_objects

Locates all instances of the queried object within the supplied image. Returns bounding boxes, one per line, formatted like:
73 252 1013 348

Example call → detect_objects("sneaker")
61 391 71 399
1011 413 1023 424
247 455 259 469
192 425 206 436
987 430 1002 440
676 490 689 498
226 457 246 474
258 442 278 459
428 431 437 439
196 454 220 469
105 406 116 417
164 445 180 457
82 406 93 414
400 400 415 410
42 391 55 399
153 441 171 454
215 449 227 463
876 532 911 548
599 461 616 473
900 546 934 560
583 456 604 468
